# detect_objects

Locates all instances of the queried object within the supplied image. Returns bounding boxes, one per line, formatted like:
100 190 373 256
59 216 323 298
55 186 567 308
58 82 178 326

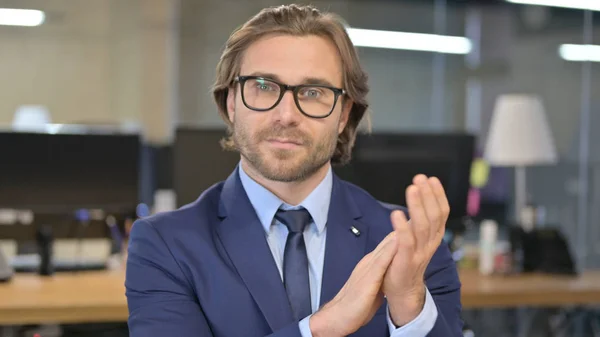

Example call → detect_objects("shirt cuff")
299 314 314 337
387 287 438 337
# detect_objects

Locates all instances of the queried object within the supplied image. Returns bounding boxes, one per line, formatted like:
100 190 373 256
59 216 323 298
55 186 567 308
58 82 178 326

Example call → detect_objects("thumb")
391 210 408 232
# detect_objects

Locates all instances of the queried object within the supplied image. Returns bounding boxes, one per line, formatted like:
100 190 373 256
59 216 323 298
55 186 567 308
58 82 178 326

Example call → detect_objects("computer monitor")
334 132 475 220
0 130 141 214
174 127 240 207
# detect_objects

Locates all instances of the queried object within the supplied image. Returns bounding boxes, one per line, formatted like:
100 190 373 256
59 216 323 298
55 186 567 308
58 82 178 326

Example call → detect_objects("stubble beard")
232 120 337 183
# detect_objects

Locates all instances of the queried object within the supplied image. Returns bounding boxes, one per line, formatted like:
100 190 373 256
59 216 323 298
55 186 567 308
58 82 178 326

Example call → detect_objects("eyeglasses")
234 75 346 118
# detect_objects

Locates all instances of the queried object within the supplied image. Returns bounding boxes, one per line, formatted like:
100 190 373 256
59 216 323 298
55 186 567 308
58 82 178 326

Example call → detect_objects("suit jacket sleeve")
125 219 304 337
425 241 464 336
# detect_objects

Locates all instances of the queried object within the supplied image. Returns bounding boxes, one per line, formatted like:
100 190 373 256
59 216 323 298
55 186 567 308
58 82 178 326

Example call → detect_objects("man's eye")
300 88 322 98
256 82 275 91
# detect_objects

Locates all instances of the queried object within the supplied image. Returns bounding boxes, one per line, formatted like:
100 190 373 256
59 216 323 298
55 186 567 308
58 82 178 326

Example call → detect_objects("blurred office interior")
0 0 599 336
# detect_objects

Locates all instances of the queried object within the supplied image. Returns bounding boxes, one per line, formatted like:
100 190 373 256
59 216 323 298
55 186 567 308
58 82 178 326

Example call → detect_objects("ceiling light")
559 44 600 62
346 28 472 55
506 0 600 11
0 8 45 27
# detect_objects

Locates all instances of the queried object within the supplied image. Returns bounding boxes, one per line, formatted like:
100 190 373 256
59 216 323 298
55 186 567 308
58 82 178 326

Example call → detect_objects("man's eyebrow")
247 72 282 82
246 72 340 88
302 77 338 88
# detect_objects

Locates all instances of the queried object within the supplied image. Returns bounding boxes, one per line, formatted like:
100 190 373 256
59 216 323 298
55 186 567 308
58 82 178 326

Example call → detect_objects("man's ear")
338 98 353 134
226 87 236 123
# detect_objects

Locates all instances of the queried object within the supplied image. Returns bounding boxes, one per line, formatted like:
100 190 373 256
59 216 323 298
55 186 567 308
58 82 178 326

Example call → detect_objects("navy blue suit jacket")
125 168 463 336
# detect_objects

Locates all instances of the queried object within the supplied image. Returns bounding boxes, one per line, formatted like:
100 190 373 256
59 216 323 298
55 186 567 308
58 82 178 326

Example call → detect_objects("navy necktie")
275 208 312 321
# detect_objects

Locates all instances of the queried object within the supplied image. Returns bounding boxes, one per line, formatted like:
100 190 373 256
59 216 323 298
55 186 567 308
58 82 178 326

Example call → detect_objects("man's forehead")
239 34 343 87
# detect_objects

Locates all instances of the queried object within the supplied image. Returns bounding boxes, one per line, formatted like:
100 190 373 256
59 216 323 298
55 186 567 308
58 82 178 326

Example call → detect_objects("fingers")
412 174 444 244
376 231 399 259
367 231 398 278
405 183 429 249
429 176 450 241
362 230 396 263
429 176 450 217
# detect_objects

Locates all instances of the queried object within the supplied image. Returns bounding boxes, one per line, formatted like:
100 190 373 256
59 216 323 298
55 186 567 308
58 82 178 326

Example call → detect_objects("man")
125 4 462 337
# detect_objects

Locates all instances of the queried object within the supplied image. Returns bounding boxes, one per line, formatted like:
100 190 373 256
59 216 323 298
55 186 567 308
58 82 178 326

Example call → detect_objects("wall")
0 0 115 124
0 0 179 143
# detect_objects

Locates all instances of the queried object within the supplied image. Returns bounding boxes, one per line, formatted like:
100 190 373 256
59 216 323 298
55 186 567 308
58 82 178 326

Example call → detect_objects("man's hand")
383 174 450 327
309 231 398 337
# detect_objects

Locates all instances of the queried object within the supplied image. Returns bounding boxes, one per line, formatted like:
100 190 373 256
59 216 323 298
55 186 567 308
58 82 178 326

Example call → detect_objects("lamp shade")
484 94 557 166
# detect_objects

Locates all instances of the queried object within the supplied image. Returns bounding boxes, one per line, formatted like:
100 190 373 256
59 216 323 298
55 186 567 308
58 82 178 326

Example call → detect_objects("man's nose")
274 91 302 125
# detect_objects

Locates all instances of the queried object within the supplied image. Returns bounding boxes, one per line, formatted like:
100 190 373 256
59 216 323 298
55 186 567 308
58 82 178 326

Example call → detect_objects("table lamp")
483 94 557 226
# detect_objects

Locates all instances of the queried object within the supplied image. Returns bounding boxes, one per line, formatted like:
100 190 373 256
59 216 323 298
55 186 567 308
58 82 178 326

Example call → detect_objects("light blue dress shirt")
238 164 438 336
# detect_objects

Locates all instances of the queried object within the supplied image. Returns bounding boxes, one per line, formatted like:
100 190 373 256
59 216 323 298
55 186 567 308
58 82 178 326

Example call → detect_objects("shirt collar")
238 163 332 234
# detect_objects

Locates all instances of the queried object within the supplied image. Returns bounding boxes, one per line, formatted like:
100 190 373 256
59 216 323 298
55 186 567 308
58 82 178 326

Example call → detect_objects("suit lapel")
320 175 368 307
215 169 294 332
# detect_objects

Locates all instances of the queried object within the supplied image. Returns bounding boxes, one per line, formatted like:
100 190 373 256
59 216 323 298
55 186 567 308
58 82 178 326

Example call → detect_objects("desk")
2 269 600 325
0 271 127 325
460 269 600 308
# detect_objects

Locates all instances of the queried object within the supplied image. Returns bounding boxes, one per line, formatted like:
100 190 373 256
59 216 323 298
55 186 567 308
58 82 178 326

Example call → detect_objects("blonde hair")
212 4 370 165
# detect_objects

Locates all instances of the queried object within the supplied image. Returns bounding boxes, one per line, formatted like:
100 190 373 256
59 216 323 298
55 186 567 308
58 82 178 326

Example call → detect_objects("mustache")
256 126 311 145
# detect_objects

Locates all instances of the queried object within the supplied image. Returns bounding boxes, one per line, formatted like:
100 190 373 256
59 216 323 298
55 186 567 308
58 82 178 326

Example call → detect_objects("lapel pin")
350 226 360 236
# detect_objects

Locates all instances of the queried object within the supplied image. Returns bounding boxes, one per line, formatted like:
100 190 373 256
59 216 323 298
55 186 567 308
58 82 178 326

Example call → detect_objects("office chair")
550 307 600 337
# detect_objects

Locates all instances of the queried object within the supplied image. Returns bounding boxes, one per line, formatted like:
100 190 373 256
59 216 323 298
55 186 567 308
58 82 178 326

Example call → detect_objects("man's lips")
268 138 302 145
266 138 304 148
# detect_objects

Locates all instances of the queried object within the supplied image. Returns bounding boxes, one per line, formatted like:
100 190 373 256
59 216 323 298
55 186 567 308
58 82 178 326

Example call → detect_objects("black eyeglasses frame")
234 75 346 119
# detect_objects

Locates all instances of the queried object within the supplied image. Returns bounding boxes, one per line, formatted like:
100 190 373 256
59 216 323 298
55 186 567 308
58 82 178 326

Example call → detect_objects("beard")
232 118 337 182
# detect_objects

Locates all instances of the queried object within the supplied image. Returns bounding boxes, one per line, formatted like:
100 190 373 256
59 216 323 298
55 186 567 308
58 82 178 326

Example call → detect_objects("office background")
0 0 599 336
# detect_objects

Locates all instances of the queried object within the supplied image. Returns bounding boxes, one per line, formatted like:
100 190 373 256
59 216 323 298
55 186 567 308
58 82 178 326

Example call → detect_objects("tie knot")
275 208 312 233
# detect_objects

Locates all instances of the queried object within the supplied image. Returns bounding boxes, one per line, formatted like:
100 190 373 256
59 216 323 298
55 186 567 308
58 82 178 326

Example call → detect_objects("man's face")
227 34 351 182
